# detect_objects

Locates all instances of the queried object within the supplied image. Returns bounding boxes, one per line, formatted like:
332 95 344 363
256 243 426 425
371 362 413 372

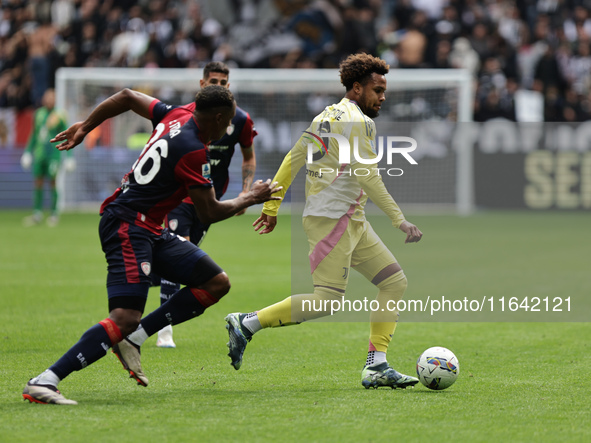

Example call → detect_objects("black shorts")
166 202 210 246
99 211 222 308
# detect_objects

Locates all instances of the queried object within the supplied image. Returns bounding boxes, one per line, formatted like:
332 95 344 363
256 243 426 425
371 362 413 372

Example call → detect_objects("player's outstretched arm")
354 165 423 243
235 144 256 216
398 220 423 243
189 179 282 225
51 89 156 151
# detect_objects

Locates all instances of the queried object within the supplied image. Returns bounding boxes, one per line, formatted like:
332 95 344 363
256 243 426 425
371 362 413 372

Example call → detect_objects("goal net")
55 68 473 214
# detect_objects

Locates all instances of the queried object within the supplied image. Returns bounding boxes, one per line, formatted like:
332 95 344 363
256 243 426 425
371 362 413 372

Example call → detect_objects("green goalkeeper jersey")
25 107 68 160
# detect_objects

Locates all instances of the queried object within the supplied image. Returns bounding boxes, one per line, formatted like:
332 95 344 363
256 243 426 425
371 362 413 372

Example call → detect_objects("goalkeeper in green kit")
21 89 74 227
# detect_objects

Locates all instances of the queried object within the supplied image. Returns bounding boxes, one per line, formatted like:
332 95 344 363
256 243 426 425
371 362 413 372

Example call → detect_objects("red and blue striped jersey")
100 100 212 233
177 103 256 202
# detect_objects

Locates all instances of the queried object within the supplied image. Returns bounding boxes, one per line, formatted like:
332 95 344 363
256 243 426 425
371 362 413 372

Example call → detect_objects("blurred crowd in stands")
1 0 591 122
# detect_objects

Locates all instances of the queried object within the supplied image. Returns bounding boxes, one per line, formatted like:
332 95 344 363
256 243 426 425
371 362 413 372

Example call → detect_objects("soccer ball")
416 347 459 390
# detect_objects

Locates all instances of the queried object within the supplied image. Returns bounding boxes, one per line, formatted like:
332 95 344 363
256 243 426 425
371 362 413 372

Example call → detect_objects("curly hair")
339 53 390 91
194 85 234 112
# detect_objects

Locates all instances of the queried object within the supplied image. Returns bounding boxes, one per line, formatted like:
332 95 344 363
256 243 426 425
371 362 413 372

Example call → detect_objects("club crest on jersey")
202 163 211 180
141 262 151 276
169 219 178 231
226 124 234 135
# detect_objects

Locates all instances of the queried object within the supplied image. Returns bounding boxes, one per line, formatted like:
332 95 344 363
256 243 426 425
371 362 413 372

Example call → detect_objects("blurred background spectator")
1 0 591 122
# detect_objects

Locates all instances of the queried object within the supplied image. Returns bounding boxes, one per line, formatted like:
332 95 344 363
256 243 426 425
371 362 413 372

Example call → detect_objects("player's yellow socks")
256 297 292 328
257 287 343 328
369 270 407 353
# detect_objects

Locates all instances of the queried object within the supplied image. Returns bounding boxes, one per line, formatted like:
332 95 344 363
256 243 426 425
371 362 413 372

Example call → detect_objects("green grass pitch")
0 209 590 442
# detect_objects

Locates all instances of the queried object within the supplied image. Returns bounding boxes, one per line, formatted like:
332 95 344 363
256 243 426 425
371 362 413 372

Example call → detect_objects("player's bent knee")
371 262 402 286
108 308 142 337
198 272 231 300
187 273 229 309
377 270 407 292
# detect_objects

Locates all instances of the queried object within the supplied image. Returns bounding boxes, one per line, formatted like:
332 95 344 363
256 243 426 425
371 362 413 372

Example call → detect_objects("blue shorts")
99 210 223 309
166 202 210 246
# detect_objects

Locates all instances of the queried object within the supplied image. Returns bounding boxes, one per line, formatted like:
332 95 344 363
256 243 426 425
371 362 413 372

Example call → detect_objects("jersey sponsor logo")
141 262 151 276
210 159 221 166
169 219 178 231
226 124 234 135
209 144 229 151
202 163 211 180
306 168 323 178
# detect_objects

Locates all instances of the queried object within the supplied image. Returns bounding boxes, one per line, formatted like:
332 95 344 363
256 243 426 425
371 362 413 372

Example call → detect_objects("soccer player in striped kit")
23 85 280 404
155 62 257 348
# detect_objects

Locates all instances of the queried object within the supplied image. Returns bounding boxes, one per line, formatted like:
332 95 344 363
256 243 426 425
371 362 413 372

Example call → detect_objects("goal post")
55 67 474 214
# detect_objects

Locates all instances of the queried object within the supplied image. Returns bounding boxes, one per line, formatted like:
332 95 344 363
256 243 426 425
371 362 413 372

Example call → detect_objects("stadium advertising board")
472 121 591 210
376 120 591 211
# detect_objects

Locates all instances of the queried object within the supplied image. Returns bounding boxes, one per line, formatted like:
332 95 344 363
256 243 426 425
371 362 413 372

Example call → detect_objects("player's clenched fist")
398 220 423 244
250 179 282 204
